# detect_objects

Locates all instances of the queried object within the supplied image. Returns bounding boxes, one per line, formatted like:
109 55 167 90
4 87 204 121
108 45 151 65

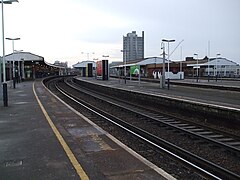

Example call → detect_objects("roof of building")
72 61 96 68
187 58 239 67
136 57 171 65
4 52 67 69
5 52 44 62
110 57 171 68
207 58 238 66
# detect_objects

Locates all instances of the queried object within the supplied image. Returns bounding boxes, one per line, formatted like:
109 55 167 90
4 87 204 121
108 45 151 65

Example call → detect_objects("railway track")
45 77 240 179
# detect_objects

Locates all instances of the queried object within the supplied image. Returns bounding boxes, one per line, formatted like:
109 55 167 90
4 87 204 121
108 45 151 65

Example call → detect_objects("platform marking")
33 82 89 180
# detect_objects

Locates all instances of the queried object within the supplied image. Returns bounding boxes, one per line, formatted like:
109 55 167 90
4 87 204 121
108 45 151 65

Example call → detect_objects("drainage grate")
5 160 23 167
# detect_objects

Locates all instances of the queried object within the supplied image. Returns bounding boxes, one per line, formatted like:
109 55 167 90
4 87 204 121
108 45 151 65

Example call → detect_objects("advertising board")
130 65 140 75
96 61 102 77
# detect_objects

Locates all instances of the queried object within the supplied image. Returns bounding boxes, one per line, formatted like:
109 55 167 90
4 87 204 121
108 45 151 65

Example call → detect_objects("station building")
72 60 96 77
187 57 240 78
110 56 240 79
1 52 67 81
110 57 184 79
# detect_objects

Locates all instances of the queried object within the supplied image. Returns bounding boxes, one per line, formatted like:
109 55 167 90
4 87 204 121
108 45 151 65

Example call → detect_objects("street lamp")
14 49 23 82
208 41 210 82
180 46 183 74
194 53 199 82
6 37 20 88
121 49 127 84
81 52 94 60
162 39 175 90
1 0 19 107
161 42 166 88
216 53 221 82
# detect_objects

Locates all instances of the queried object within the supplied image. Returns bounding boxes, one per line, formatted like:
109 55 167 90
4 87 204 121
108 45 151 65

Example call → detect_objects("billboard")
96 61 102 77
96 60 109 80
130 65 140 75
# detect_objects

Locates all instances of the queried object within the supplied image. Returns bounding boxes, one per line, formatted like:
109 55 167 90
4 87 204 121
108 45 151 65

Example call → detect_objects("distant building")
72 61 96 77
54 60 68 68
110 56 240 79
3 52 66 80
186 57 240 77
123 31 144 62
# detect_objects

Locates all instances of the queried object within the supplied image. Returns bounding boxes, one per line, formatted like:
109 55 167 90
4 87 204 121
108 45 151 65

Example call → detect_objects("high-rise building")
123 31 144 62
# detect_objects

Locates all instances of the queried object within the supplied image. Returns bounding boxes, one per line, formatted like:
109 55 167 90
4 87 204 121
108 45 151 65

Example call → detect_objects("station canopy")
4 51 66 69
73 60 96 68
111 57 171 68
136 57 171 65
205 58 238 66
5 52 44 62
187 58 239 68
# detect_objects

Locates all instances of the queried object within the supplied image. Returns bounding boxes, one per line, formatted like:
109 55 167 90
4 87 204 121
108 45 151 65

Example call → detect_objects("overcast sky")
2 0 240 66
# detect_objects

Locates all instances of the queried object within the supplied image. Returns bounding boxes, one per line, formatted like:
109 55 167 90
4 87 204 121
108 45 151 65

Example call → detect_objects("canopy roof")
136 57 171 65
110 57 171 68
187 58 239 67
73 61 96 68
4 52 66 69
5 52 44 62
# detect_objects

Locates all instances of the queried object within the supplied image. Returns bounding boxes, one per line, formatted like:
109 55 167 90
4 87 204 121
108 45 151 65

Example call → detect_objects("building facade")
123 31 144 62
110 56 240 79
186 57 240 78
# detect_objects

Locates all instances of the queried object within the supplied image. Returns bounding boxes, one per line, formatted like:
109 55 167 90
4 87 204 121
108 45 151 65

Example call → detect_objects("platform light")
14 50 23 82
6 37 20 88
81 52 94 60
194 53 199 82
215 53 221 82
160 42 166 88
162 39 175 90
1 0 19 106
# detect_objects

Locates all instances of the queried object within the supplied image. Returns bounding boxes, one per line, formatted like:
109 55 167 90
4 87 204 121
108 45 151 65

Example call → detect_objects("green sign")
130 65 140 75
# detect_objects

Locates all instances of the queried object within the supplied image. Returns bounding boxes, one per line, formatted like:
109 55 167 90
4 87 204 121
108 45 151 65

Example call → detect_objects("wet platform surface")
0 80 173 180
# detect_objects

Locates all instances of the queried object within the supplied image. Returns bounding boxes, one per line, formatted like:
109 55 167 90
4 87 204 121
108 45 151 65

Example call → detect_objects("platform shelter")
3 52 66 81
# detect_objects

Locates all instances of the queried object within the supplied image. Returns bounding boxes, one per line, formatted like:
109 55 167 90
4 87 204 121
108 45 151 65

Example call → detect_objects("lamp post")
6 37 20 88
14 50 23 82
161 42 166 88
216 53 221 82
207 56 210 82
1 0 19 107
208 41 210 82
81 52 94 60
180 46 183 76
121 49 127 84
162 39 175 90
194 53 199 82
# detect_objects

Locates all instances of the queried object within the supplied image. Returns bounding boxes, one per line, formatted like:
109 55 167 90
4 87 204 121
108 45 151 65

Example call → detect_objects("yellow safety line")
33 82 89 180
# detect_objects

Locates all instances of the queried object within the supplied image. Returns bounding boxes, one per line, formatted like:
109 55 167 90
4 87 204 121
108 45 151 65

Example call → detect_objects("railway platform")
77 77 240 109
0 80 173 180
